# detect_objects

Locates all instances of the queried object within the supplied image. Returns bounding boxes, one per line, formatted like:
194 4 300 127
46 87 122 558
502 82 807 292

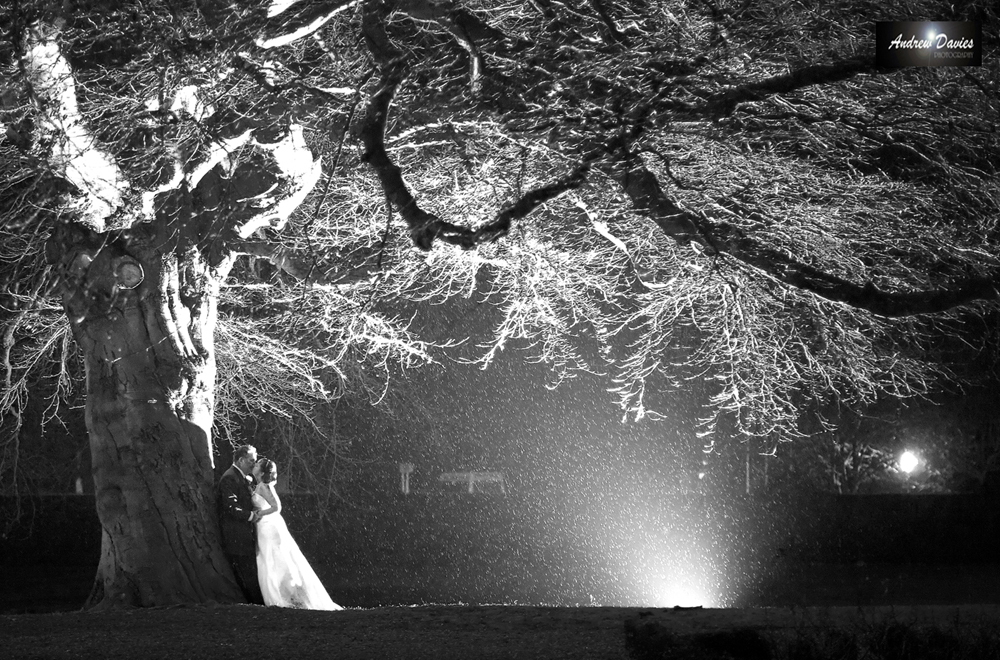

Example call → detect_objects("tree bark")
55 224 244 608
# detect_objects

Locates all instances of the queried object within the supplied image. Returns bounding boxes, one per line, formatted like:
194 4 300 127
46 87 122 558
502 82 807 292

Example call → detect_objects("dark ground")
6 494 1000 658
5 603 1000 660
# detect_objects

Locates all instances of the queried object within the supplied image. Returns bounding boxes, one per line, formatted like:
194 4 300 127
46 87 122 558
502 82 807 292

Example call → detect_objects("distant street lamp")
899 451 919 474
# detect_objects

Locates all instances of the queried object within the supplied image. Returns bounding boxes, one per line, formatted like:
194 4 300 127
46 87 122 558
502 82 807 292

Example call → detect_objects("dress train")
253 486 341 610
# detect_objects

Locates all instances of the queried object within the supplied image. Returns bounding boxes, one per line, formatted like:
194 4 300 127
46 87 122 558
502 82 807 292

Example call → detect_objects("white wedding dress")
252 483 342 610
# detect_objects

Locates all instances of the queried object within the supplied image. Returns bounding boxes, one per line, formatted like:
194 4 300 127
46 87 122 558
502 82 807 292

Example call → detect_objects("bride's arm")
255 483 282 516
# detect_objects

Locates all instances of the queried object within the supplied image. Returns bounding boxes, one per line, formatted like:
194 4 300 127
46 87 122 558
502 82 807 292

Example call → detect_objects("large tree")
1 0 998 607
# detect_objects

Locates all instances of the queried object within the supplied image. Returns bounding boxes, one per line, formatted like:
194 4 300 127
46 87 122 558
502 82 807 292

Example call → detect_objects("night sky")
367 284 707 494
331 288 1000 607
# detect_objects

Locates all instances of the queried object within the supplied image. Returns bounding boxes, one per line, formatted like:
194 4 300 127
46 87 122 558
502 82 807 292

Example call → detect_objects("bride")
252 458 342 610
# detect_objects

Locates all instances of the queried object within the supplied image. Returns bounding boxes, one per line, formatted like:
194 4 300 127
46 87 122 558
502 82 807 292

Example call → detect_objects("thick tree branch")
616 163 1000 317
256 0 362 49
612 164 702 244
669 56 876 118
364 0 529 96
358 66 589 249
22 23 128 231
358 6 588 250
392 0 511 95
234 126 324 239
395 0 527 51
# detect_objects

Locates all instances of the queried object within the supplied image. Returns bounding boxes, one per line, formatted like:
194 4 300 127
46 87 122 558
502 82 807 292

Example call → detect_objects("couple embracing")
218 445 341 610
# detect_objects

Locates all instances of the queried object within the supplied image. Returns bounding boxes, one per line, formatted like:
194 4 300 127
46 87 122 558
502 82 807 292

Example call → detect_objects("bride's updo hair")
256 458 277 484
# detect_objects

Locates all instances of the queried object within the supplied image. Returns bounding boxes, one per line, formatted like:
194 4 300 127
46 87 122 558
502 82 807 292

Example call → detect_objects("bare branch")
234 240 381 288
587 0 630 46
394 0 486 94
256 0 363 50
615 162 1000 317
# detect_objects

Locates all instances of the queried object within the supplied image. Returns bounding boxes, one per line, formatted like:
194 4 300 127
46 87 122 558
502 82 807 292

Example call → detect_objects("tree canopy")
1 0 998 507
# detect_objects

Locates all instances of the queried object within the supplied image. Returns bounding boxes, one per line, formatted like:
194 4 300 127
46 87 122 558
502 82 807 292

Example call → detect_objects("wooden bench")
438 471 506 494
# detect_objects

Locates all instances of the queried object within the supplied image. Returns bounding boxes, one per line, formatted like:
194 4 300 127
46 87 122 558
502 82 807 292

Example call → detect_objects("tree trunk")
58 225 244 608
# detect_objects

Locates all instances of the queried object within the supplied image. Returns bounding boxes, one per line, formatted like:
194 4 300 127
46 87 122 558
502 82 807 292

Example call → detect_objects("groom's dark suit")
218 464 265 604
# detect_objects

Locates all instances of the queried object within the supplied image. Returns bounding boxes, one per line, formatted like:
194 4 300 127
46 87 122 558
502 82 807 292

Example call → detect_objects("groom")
217 444 265 605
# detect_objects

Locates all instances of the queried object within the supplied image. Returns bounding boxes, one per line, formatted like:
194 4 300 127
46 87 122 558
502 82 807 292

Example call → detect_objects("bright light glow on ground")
900 451 919 473
656 583 713 608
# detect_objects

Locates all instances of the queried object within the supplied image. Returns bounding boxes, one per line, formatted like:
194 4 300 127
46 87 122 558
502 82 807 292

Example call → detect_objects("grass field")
6 604 1000 659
